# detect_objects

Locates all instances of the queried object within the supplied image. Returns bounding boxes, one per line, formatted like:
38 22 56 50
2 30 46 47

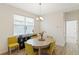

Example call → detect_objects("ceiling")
8 3 79 16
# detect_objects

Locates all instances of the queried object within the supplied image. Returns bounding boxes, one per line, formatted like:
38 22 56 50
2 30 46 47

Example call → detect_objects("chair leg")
24 48 27 54
8 47 11 55
17 46 19 52
16 46 18 53
9 48 11 55
8 47 9 55
50 51 53 55
53 49 56 54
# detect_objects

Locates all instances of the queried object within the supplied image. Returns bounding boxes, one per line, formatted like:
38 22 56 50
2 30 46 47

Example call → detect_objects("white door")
66 20 78 44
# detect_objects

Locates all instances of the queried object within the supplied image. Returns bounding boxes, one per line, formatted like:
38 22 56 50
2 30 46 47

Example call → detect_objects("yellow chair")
42 41 56 55
8 36 19 54
25 43 38 55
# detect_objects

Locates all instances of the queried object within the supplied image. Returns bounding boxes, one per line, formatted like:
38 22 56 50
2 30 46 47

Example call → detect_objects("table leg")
38 47 41 55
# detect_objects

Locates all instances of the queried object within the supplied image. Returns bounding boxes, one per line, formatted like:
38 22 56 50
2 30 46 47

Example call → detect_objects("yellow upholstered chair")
8 36 19 54
42 41 56 55
25 43 38 55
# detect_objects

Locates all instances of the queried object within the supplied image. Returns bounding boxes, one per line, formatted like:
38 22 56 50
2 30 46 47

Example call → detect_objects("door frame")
64 19 78 47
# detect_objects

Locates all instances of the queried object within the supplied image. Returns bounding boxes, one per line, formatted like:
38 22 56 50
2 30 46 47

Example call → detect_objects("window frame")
13 14 34 35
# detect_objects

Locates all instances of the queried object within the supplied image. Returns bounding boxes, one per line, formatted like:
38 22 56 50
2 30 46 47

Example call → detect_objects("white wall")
65 10 79 20
41 12 65 46
0 4 40 54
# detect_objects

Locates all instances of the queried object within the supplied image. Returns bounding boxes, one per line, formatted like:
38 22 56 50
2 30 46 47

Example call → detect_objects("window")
14 15 34 35
25 17 34 34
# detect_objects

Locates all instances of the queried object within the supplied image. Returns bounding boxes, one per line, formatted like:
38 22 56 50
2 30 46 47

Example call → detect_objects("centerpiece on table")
39 31 46 41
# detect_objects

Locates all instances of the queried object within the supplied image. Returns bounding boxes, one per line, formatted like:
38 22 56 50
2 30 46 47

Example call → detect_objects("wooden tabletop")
25 36 54 49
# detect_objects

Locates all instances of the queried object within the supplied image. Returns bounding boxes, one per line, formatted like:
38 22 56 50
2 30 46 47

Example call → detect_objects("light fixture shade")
36 3 44 21
39 17 44 21
36 17 44 21
36 17 39 20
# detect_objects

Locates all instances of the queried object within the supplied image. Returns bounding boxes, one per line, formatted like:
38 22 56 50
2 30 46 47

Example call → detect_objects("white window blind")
14 15 34 35
25 17 34 34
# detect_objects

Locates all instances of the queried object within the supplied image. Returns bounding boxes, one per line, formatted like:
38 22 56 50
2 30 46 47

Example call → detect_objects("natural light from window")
14 15 34 35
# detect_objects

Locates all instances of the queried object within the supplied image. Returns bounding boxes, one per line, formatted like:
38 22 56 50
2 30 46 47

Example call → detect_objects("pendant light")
36 3 44 21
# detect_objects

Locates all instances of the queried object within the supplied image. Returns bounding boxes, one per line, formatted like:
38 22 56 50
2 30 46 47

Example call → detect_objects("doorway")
65 20 78 54
66 20 78 44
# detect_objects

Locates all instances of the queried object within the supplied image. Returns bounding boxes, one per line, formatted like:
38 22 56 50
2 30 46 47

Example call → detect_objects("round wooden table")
25 37 54 55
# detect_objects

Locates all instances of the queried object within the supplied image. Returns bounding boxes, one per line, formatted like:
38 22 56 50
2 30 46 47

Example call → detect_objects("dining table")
25 36 55 55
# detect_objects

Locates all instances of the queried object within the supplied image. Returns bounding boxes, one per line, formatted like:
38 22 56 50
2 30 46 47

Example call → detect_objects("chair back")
8 36 17 45
49 41 56 52
25 43 34 55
